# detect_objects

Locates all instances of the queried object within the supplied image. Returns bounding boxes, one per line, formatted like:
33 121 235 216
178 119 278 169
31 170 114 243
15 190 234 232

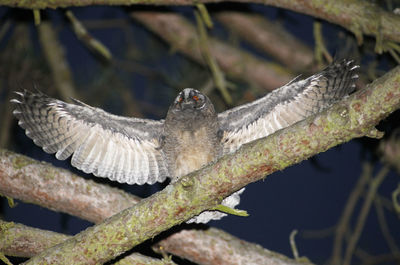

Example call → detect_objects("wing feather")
12 90 168 185
219 59 359 154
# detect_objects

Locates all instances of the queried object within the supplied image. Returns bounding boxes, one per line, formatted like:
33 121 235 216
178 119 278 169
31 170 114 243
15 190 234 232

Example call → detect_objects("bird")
11 59 359 223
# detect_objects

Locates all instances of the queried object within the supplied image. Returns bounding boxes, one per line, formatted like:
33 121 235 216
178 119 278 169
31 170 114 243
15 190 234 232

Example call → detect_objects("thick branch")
4 0 400 44
21 65 400 264
0 220 176 264
0 220 69 258
131 11 293 91
0 150 300 265
0 149 140 224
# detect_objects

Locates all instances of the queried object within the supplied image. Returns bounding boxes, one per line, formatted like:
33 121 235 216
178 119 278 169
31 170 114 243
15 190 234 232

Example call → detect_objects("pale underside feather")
12 91 168 185
218 59 359 154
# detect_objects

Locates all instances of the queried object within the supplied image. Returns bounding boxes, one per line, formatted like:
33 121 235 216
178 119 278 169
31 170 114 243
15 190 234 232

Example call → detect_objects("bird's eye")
193 95 199 101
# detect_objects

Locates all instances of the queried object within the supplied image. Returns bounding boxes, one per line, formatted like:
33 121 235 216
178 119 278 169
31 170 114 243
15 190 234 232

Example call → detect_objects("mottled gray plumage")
12 59 359 223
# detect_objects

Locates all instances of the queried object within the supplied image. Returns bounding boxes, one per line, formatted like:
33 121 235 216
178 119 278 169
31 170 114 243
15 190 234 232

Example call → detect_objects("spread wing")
12 90 169 185
218 59 359 154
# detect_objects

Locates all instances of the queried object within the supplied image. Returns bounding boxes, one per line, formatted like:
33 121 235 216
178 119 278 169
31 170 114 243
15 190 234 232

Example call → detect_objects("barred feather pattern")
219 59 359 154
11 59 359 224
11 91 168 185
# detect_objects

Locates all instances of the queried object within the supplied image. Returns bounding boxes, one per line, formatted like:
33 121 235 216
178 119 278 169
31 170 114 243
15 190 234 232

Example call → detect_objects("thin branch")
131 11 293 91
289 230 300 260
4 0 400 44
215 11 315 73
0 85 14 148
379 128 400 174
194 10 232 104
65 10 112 62
343 166 390 265
374 197 400 257
313 21 332 65
331 162 372 265
19 65 400 263
360 252 400 265
155 228 310 265
38 22 77 100
0 220 176 265
0 24 32 149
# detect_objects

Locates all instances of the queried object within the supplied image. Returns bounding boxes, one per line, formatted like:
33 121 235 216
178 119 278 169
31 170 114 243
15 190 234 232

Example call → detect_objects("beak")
180 100 193 110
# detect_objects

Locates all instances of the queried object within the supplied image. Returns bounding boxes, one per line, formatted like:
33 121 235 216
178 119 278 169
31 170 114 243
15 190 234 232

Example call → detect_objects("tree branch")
131 11 293 91
0 220 69 258
18 64 400 264
0 220 176 264
0 149 140 224
215 11 315 73
331 162 372 265
155 227 309 265
3 0 400 44
0 149 303 264
38 22 78 100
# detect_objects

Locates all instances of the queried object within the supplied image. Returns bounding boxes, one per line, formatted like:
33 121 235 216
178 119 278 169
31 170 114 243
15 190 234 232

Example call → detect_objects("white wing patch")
12 91 169 185
219 59 359 154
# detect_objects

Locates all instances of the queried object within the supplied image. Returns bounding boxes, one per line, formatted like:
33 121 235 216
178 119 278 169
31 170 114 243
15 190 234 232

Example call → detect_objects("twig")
374 196 400 257
290 230 300 260
131 11 293 91
331 162 372 265
33 9 41 25
313 21 332 65
196 3 213 28
0 24 32 149
0 89 13 148
194 10 232 104
37 22 77 100
300 225 336 239
0 19 11 43
360 252 400 265
65 10 112 62
392 184 400 214
216 11 315 73
343 166 390 265
0 253 12 265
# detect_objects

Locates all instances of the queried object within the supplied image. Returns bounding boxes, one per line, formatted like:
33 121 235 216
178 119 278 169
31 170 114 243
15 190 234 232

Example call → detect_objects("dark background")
1 3 399 264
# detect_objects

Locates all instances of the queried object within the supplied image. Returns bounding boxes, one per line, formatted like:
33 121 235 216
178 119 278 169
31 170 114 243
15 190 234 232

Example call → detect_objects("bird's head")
166 88 216 125
171 88 214 113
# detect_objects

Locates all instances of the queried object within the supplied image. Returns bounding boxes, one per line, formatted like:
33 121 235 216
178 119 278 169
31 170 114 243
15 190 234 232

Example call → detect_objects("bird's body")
12 60 359 223
163 88 221 180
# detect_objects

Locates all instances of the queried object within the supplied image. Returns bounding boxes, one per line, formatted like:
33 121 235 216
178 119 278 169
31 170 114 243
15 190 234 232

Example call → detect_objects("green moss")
41 167 56 181
0 253 13 265
0 220 15 250
12 155 34 170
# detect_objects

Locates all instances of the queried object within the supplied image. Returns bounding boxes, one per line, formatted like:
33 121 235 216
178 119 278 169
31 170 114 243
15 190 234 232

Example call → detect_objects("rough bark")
0 150 303 265
15 65 400 264
0 152 140 224
0 220 176 264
